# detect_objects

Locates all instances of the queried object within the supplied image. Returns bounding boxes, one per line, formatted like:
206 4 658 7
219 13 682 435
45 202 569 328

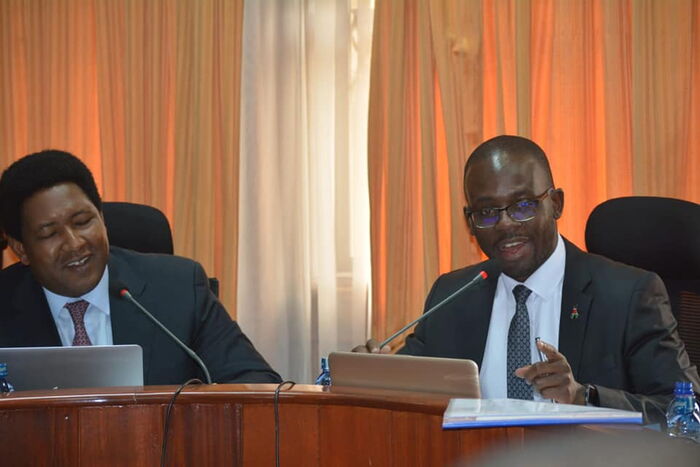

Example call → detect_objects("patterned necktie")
507 285 533 399
65 300 92 346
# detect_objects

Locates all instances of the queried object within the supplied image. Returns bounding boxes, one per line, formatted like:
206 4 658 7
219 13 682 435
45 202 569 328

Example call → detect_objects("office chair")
585 196 700 369
102 202 174 255
102 202 219 297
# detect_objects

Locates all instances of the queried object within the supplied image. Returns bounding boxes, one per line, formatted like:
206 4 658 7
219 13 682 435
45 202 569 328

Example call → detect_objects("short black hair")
0 150 102 241
464 135 554 188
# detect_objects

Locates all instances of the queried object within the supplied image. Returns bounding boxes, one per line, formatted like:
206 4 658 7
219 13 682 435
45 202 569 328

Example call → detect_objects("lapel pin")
570 306 580 320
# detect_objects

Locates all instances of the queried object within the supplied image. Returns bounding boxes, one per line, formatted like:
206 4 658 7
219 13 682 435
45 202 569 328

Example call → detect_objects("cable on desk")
274 380 296 467
161 378 203 467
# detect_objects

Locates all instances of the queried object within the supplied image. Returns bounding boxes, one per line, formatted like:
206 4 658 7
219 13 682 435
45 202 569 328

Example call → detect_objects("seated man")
0 150 280 385
357 135 699 423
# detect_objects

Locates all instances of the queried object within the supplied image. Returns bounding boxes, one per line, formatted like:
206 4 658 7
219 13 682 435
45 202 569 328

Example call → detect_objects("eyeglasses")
464 188 554 229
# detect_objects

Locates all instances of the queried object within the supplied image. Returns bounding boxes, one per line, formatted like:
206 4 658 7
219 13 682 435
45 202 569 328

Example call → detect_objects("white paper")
443 398 643 429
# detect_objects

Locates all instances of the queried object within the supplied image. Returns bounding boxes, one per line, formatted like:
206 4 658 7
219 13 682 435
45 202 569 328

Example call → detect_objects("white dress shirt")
43 266 114 346
479 234 566 400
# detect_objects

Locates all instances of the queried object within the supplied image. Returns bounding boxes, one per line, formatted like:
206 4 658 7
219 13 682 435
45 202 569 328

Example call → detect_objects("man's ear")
7 237 30 265
551 188 564 219
463 207 476 235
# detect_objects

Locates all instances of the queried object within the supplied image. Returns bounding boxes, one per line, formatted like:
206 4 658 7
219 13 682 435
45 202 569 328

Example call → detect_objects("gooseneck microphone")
110 280 213 384
378 270 489 349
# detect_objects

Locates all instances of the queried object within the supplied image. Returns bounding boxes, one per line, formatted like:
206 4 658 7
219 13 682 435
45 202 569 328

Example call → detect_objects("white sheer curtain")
238 0 373 382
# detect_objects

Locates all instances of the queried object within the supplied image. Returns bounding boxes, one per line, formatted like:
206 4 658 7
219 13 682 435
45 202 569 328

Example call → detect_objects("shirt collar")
500 234 566 300
44 266 111 320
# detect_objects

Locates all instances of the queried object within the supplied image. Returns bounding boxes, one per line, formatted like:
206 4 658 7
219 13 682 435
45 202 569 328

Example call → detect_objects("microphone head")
109 280 130 299
479 261 501 281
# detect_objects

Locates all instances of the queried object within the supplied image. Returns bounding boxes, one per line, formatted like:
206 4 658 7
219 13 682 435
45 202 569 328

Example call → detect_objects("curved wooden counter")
0 384 570 465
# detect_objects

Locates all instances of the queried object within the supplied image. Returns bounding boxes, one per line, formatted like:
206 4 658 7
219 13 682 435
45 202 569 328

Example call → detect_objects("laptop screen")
0 345 143 391
328 351 480 398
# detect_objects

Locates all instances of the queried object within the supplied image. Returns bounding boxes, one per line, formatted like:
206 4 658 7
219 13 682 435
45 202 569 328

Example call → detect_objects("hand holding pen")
534 337 555 402
535 337 547 365
514 338 588 405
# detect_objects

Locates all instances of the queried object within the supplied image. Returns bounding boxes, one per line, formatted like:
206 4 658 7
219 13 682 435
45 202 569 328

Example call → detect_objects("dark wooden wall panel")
0 407 78 466
79 405 162 465
391 411 463 466
319 406 393 466
242 403 320 466
51 407 80 465
167 403 239 466
241 405 274 465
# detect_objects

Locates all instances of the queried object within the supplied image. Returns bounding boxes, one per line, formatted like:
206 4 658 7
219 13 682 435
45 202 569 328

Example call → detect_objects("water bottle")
665 381 700 442
315 357 331 386
0 363 14 394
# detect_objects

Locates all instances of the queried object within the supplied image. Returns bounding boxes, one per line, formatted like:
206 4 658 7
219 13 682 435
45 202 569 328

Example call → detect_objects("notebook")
328 351 480 398
442 398 642 429
0 345 143 391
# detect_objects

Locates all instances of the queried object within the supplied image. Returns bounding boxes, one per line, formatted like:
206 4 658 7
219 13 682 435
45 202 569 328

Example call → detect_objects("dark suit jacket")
399 239 700 423
0 247 281 385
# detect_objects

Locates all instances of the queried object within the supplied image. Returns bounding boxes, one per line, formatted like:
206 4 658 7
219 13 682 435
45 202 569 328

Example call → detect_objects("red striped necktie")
65 300 92 346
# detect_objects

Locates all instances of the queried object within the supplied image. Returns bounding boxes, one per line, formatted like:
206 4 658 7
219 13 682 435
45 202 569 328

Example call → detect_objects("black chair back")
585 196 700 368
102 201 219 297
102 202 174 255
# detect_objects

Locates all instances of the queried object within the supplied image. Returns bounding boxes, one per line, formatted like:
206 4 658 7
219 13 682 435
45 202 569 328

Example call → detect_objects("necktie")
65 300 92 346
508 285 533 399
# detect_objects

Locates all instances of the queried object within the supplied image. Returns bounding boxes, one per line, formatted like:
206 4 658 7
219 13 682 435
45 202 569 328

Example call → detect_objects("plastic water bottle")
665 381 700 442
315 357 331 386
0 363 14 394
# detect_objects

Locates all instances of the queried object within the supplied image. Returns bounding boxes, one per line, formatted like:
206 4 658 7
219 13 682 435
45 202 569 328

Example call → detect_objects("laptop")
0 345 143 391
328 351 480 398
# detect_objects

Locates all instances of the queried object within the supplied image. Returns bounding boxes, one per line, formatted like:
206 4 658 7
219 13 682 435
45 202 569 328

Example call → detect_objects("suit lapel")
9 269 62 346
108 249 156 380
466 278 498 368
558 239 593 379
456 261 500 368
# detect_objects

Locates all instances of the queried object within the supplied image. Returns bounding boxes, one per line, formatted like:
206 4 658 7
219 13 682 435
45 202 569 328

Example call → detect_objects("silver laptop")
328 351 480 398
0 345 143 391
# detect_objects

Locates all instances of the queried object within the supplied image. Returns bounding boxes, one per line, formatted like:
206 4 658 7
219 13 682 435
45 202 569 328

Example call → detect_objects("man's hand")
514 339 586 404
351 338 392 354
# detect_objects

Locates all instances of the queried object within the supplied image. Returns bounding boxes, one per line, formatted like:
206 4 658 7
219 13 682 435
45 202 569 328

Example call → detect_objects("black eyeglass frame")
464 187 555 229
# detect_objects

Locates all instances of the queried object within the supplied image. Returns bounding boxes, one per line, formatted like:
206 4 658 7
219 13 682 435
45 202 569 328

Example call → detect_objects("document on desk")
443 398 642 429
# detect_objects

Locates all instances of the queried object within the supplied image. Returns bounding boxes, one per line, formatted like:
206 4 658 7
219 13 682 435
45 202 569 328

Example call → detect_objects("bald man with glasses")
356 135 698 424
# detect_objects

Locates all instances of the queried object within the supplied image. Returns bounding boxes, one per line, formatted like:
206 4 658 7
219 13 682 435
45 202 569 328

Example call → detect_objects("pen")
535 337 546 363
535 337 555 403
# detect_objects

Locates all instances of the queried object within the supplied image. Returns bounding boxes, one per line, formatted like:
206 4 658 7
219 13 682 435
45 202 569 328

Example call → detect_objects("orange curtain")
0 0 243 316
368 0 700 342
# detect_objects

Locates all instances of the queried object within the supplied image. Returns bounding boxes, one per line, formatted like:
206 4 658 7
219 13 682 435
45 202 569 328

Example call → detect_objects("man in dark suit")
358 135 698 423
0 149 280 385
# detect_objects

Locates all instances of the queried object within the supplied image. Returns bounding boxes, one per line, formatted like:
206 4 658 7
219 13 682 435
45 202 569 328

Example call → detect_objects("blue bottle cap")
315 357 331 386
0 363 7 377
674 381 693 395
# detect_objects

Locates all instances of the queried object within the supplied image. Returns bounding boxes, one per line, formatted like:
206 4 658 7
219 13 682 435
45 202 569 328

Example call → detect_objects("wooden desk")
0 384 593 466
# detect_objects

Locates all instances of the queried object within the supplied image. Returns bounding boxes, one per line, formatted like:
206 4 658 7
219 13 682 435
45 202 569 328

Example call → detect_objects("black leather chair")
585 196 700 369
102 202 219 297
102 202 174 255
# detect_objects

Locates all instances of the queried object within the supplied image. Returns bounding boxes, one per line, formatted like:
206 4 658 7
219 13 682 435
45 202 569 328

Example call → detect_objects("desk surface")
0 384 617 466
0 383 452 410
